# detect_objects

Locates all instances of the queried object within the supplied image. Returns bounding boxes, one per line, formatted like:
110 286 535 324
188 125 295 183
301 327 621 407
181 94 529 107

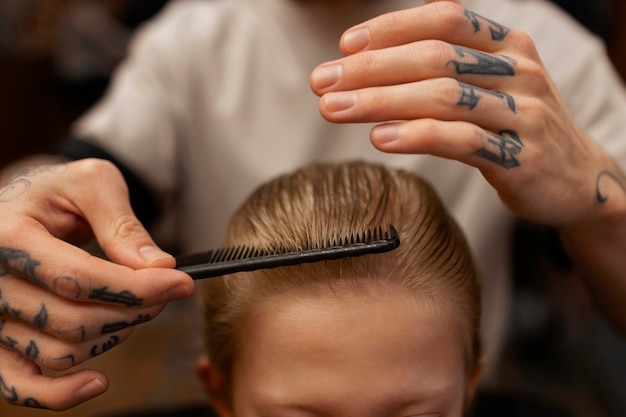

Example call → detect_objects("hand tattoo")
596 170 626 203
33 305 48 329
464 10 510 41
101 314 152 334
0 248 42 285
458 82 516 113
24 340 39 360
449 45 516 76
474 129 524 169
0 373 47 409
90 335 120 357
0 374 17 403
89 287 144 307
0 164 67 204
0 179 30 203
0 320 41 361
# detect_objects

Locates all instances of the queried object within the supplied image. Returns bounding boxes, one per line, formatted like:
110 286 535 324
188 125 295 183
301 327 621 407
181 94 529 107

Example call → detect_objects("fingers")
313 40 517 96
337 2 516 55
56 158 174 269
0 158 193 410
310 2 541 101
0 158 195 307
368 118 526 174
0 318 134 372
0 347 109 410
308 1 554 199
0 236 192 307
318 78 519 128
0 272 164 343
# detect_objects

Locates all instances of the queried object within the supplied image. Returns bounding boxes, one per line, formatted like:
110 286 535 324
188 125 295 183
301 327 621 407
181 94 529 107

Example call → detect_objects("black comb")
175 225 399 280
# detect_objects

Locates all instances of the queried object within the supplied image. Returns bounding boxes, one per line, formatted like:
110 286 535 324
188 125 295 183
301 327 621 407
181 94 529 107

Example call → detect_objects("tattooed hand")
0 158 194 410
309 0 626 227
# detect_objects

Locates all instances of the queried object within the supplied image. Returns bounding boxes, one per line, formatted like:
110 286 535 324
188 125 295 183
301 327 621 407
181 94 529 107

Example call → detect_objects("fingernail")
323 92 356 113
343 27 370 53
75 378 108 401
311 64 342 90
139 245 170 264
165 283 193 301
372 124 400 144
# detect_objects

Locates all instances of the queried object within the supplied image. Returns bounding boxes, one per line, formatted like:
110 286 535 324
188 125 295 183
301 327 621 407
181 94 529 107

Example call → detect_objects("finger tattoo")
463 10 510 41
52 276 82 299
33 305 48 329
474 129 524 169
101 314 152 334
24 340 39 360
0 248 43 286
89 287 144 307
90 335 120 357
0 373 47 409
0 320 41 360
50 353 76 368
458 82 516 113
0 374 17 403
449 46 516 76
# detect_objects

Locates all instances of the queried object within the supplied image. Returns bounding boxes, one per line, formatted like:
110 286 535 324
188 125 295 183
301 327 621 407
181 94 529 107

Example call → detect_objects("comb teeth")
175 225 399 280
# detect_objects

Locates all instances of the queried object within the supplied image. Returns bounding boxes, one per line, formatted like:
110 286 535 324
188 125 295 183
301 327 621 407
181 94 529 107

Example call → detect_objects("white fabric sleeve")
71 1 199 195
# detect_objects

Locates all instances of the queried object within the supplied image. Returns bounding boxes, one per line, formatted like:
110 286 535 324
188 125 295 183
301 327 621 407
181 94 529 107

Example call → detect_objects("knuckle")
73 158 127 192
50 318 87 344
420 40 453 70
0 219 29 244
354 50 380 79
108 212 145 241
379 11 408 35
51 273 86 301
508 29 539 56
40 343 79 371
434 1 467 25
521 97 552 124
521 61 550 90
437 78 464 107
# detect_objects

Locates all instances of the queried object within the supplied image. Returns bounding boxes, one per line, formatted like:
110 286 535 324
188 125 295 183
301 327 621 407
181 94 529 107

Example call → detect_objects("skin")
310 0 626 332
197 285 482 417
0 0 625 411
0 158 194 410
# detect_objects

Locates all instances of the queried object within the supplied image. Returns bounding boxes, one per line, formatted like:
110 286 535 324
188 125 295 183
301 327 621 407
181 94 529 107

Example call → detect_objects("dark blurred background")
0 1 625 416
0 0 171 169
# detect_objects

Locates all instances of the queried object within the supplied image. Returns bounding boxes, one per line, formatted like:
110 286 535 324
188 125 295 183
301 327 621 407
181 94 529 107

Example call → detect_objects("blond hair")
201 161 481 376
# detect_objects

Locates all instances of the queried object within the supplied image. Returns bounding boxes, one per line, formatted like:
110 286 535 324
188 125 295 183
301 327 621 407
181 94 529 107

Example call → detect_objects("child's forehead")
239 285 463 358
231 286 468 413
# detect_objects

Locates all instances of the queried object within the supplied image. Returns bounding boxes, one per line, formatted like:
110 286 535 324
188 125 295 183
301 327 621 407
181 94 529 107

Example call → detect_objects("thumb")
70 159 174 269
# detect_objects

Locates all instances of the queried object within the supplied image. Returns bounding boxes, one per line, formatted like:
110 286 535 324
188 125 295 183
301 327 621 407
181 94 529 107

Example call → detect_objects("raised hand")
310 1 626 226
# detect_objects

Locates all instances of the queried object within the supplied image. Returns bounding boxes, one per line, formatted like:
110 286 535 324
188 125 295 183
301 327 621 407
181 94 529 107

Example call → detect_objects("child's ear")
196 355 233 417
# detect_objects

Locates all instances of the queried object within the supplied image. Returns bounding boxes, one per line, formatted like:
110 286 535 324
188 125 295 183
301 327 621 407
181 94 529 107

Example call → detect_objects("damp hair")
201 160 482 378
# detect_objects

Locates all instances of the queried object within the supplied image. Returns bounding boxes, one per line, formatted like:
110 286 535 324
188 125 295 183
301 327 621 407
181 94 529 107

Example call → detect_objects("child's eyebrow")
252 385 456 416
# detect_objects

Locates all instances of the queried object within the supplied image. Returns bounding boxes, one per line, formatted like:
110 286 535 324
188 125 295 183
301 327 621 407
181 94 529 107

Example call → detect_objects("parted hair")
201 160 482 376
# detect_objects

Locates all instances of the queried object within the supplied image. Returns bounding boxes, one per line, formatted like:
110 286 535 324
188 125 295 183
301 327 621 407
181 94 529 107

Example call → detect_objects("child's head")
197 161 482 417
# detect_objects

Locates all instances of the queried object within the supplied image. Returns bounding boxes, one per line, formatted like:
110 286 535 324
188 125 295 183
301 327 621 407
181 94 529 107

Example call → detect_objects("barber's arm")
310 0 626 331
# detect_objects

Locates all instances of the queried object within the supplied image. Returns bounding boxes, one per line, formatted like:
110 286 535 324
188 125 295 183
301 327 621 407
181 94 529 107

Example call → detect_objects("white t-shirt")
72 0 626 410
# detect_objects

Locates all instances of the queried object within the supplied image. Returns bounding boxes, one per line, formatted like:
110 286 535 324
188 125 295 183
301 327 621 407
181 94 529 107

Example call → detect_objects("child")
196 160 483 417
